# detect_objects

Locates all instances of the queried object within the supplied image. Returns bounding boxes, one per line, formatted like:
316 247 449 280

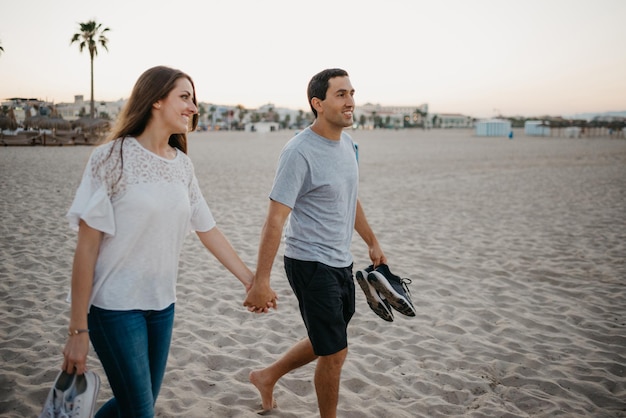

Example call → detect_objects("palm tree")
70 20 110 118
236 104 247 130
415 108 427 128
209 105 217 129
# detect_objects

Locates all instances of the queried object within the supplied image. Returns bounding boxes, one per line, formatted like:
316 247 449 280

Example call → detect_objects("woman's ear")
153 101 162 110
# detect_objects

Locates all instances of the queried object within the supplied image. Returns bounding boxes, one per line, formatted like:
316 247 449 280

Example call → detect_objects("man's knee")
318 347 348 370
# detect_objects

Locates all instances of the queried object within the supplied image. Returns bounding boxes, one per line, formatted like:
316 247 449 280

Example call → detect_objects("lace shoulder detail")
88 138 195 202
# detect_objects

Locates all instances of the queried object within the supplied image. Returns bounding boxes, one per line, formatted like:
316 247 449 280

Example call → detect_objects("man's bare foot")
249 369 276 412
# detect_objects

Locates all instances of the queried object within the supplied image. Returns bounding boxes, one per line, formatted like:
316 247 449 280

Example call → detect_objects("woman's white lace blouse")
67 137 215 311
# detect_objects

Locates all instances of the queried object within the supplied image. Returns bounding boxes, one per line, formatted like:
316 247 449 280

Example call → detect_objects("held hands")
244 279 278 314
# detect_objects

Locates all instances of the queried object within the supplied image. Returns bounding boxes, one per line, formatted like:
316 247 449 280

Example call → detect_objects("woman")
62 66 261 417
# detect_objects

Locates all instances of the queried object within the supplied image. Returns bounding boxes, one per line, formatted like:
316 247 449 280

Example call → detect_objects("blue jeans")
88 303 175 418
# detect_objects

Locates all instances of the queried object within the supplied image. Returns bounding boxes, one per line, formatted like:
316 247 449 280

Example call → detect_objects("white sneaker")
63 371 100 418
39 370 75 418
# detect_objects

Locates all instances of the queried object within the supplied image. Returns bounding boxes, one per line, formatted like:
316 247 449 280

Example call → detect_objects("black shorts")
284 256 355 356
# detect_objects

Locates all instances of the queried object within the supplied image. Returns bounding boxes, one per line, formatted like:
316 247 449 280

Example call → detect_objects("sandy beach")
1 128 625 417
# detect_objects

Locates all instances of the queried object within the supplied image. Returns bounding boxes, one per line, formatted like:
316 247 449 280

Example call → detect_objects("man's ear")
310 97 323 113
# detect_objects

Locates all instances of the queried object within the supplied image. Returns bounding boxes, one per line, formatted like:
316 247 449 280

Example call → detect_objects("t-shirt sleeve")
66 153 116 235
269 148 307 208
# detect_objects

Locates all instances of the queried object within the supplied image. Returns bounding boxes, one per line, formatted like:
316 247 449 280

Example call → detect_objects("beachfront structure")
524 120 551 136
354 103 429 129
429 113 473 129
475 119 512 137
1 98 44 123
3 96 440 132
564 127 582 138
244 121 280 133
56 96 125 121
2 96 125 123
197 103 308 131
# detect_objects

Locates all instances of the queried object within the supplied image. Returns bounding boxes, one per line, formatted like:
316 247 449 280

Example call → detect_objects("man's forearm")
354 199 378 246
254 220 284 283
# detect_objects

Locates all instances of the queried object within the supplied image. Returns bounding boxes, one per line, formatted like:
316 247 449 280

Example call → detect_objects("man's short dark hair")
307 68 349 118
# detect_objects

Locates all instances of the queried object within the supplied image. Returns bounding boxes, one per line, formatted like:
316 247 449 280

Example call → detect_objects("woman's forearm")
69 220 102 330
196 227 254 287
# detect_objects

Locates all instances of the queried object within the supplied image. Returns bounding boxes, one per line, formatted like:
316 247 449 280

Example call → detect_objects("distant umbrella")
0 108 18 131
71 116 110 131
0 114 18 130
23 115 71 130
71 117 111 142
39 117 71 130
22 115 46 129
71 117 111 144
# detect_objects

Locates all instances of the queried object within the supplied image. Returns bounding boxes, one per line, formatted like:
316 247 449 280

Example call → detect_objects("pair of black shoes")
355 264 416 322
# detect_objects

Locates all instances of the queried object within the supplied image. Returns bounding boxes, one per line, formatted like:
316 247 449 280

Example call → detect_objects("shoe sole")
367 271 416 317
355 271 393 322
87 372 101 418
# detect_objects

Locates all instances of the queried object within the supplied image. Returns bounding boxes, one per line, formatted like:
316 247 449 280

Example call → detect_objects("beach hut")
524 120 551 136
475 119 511 137
564 127 581 138
245 121 280 133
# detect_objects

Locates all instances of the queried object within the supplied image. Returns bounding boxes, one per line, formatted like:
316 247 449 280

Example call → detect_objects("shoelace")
46 408 70 418
45 412 69 418
64 398 82 417
44 390 65 417
400 277 413 297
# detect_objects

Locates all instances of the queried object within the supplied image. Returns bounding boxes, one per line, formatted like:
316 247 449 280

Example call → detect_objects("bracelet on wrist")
67 328 89 336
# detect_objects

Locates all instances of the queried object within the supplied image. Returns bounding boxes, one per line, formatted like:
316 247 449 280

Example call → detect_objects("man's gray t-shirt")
269 127 359 268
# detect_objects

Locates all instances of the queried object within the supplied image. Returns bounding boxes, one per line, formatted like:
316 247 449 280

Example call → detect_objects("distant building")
1 98 46 123
55 96 126 121
2 96 125 123
429 113 473 129
564 127 581 138
244 121 280 133
475 119 512 137
524 120 550 136
7 95 486 133
197 102 308 131
354 103 429 129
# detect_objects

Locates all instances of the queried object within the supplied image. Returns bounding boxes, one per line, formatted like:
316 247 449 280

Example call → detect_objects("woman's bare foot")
249 369 276 412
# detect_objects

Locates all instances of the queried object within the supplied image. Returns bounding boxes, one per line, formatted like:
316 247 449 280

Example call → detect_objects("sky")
0 0 625 118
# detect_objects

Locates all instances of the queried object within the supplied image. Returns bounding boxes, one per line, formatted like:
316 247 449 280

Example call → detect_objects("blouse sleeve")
66 150 116 235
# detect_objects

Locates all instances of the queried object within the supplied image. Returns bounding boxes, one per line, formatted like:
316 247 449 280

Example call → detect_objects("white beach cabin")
475 119 512 137
564 127 581 138
524 120 551 136
245 121 280 133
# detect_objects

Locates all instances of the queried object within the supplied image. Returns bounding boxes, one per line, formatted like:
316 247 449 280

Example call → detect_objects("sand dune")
1 129 625 417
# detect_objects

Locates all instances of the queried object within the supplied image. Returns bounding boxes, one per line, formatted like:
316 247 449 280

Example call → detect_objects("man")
243 68 388 417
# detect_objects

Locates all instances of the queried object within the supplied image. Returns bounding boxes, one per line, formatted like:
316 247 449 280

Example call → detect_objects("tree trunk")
90 55 95 119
